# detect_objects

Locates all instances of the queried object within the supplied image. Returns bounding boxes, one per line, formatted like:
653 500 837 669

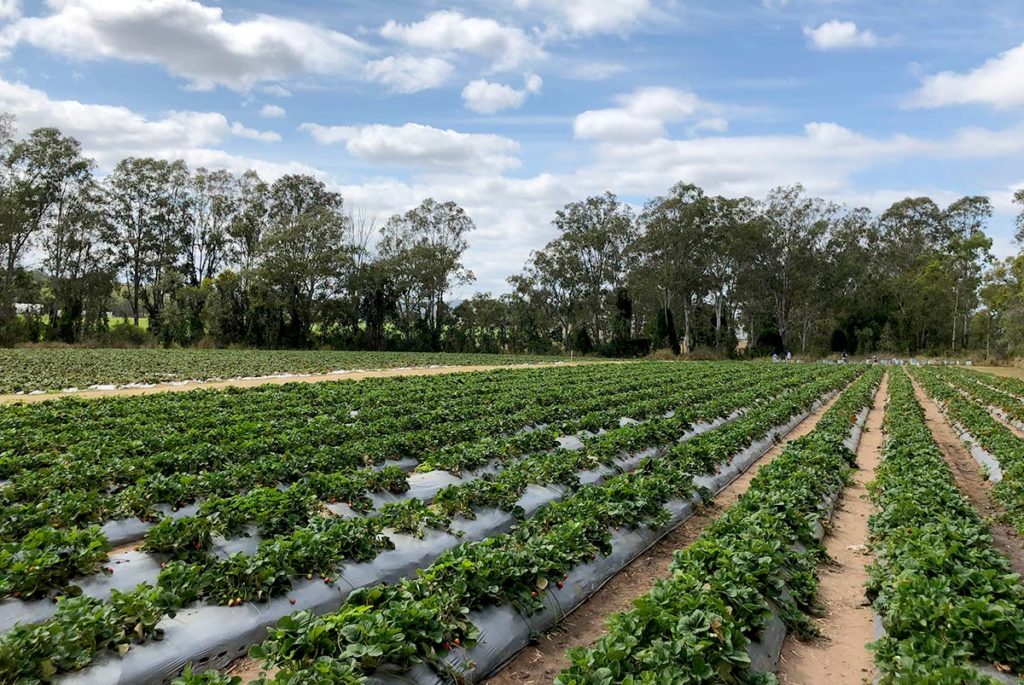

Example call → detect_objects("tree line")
2 118 1024 358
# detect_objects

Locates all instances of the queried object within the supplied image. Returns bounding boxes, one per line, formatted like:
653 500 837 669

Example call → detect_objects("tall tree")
875 197 945 352
379 198 475 351
546 192 635 345
942 196 992 352
184 168 235 287
1 126 96 337
228 170 269 276
105 157 189 328
1014 188 1024 244
260 174 350 347
635 183 714 354
748 185 835 352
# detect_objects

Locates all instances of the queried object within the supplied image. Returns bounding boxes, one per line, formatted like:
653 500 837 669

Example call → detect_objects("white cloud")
566 61 626 81
379 11 542 70
0 0 366 90
574 87 708 141
230 121 281 142
0 0 19 20
689 117 729 135
578 120 1024 198
461 74 542 114
910 42 1024 109
261 84 292 98
259 104 286 119
0 76 317 178
364 55 454 94
804 21 878 50
300 122 521 172
514 0 650 34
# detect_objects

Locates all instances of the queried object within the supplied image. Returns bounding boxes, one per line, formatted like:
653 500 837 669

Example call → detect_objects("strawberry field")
0 349 567 396
2 361 1023 684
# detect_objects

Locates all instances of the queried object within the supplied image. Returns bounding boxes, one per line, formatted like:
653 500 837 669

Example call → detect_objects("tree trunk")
666 306 680 356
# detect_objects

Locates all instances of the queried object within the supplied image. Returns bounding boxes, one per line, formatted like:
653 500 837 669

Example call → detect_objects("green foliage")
867 370 1024 683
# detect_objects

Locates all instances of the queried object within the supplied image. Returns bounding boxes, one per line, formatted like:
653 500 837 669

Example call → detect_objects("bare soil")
483 389 847 685
777 374 889 685
225 658 277 683
910 376 1024 576
0 361 607 405
989 407 1024 441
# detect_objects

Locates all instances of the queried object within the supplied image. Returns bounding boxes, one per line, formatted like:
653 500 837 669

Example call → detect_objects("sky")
1 0 1023 296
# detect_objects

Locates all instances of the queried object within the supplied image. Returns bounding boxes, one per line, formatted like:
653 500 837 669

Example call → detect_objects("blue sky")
1 0 1023 294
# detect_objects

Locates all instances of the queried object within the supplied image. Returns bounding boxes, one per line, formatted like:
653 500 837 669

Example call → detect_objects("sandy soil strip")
0 361 608 405
909 376 1024 576
777 373 888 685
987 404 1024 441
482 388 848 685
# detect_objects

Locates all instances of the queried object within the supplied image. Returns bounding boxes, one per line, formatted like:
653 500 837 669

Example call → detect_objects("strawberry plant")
867 370 1024 683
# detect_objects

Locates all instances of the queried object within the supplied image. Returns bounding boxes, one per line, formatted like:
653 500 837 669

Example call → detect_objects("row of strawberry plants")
141 374 799 562
0 366 858 683
554 366 882 684
945 368 1024 425
910 367 1024 535
867 369 1024 683
0 362 676 483
0 349 570 395
0 362 666 491
150 366 862 685
0 364 733 538
2 364 813 605
964 369 1024 403
0 365 810 602
142 367 816 559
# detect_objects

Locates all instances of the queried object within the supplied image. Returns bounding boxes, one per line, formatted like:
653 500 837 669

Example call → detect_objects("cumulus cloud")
574 87 710 141
0 0 19 20
804 21 878 50
0 0 366 90
379 11 542 70
514 0 650 34
689 117 729 135
910 42 1024 109
0 76 317 177
259 104 286 119
229 121 280 142
300 122 521 173
578 120 1024 198
364 55 454 94
461 74 542 114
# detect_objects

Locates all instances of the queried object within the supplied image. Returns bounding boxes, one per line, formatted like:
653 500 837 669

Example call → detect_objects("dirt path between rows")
0 361 609 405
777 373 888 685
989 405 1024 441
909 375 1024 576
484 389 848 685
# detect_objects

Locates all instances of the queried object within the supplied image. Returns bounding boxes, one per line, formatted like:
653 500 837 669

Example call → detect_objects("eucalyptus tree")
184 168 236 287
634 183 718 354
1 126 97 337
545 192 635 346
260 174 351 347
378 198 475 351
104 157 190 329
942 195 992 352
747 185 836 352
